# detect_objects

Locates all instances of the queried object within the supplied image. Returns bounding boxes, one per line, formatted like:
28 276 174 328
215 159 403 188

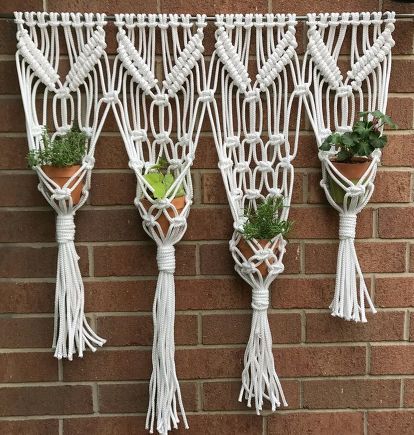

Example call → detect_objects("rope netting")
14 11 112 359
206 13 305 413
301 12 396 322
110 13 208 435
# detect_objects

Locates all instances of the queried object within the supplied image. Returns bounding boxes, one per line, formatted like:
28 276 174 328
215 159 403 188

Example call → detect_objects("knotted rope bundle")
207 13 304 413
111 14 207 434
301 12 396 322
14 12 112 358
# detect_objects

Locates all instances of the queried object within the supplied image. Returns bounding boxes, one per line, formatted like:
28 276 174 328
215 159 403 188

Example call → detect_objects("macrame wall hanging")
206 13 304 413
301 12 396 322
111 13 207 435
14 12 112 359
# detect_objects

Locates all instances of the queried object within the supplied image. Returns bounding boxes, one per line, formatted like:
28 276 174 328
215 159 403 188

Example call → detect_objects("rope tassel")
239 287 287 413
330 214 376 323
53 215 105 360
146 245 187 435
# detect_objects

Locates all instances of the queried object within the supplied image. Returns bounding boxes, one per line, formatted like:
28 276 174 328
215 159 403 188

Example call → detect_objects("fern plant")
241 197 293 241
27 125 87 168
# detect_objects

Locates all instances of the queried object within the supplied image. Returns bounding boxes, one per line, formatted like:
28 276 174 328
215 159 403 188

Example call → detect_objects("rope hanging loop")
14 11 112 358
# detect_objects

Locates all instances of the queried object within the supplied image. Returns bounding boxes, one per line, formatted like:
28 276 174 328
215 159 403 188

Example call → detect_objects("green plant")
240 197 293 241
319 110 397 163
27 124 87 168
144 156 185 200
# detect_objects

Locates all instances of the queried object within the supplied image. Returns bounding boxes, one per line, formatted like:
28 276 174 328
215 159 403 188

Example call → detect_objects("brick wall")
0 1 413 434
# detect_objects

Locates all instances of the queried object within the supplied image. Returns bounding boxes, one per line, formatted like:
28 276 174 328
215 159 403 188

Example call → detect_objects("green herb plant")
319 110 397 163
241 197 293 241
144 156 185 200
27 124 87 168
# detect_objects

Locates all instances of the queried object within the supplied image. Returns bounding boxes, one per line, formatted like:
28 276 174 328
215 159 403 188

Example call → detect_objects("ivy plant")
144 156 185 199
27 124 87 168
241 196 293 241
319 110 397 163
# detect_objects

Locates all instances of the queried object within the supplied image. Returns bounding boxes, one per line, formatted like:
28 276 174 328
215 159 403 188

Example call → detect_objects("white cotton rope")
301 12 395 322
111 14 208 434
207 13 304 413
14 11 111 358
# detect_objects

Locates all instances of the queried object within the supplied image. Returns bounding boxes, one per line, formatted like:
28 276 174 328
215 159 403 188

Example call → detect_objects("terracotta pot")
329 157 372 203
143 196 186 234
237 238 279 277
42 165 83 205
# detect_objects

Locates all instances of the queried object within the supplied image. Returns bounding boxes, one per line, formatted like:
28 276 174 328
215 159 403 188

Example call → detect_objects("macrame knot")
199 89 214 102
269 134 284 146
131 129 147 142
339 214 357 240
157 245 176 273
154 132 170 144
245 132 261 144
295 83 310 96
82 155 95 170
103 90 120 103
56 214 76 244
56 87 70 99
258 161 273 172
251 287 269 311
235 162 249 173
52 187 72 201
218 158 233 170
225 136 240 149
279 156 292 168
154 94 169 106
347 184 366 197
129 159 144 172
245 89 260 103
336 85 353 98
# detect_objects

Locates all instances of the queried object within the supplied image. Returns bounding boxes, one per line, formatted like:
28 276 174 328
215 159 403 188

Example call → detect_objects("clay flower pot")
329 157 372 203
42 165 83 205
237 238 279 277
143 195 186 234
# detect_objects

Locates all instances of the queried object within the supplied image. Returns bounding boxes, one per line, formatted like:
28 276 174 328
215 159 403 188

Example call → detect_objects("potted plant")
238 196 293 276
27 125 87 204
319 110 397 203
143 156 186 233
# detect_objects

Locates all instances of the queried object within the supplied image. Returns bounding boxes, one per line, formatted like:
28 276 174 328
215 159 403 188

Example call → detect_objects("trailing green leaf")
319 110 397 163
240 196 293 241
27 124 87 168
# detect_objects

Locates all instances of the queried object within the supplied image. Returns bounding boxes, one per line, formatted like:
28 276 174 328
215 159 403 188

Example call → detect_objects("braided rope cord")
111 13 208 435
14 11 113 359
206 13 304 414
301 12 396 322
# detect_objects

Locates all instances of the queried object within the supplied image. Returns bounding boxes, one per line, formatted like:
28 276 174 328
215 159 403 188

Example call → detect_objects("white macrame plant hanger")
111 13 207 435
207 13 305 413
14 11 113 359
301 12 395 322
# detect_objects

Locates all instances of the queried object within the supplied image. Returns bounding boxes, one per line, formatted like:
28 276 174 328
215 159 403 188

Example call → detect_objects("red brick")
371 345 414 375
390 60 414 93
0 173 45 206
272 277 335 309
304 242 406 274
202 312 301 344
268 412 364 435
0 317 53 348
193 136 219 169
371 171 412 203
202 380 300 411
85 280 155 312
382 134 414 167
94 135 130 169
303 379 401 409
290 207 372 239
0 60 19 94
0 246 88 278
306 311 405 343
270 0 378 15
0 420 58 435
185 207 233 240
0 21 19 55
0 0 42 13
0 137 28 170
404 379 414 407
0 98 25 132
379 207 414 238
200 241 300 275
0 210 54 242
387 97 414 130
76 208 145 242
376 277 414 307
63 350 151 382
98 382 198 413
96 314 198 346
0 282 55 314
410 313 414 341
392 21 414 55
0 352 57 382
93 244 196 276
63 416 146 435
383 1 414 13
47 0 157 13
160 0 268 14
295 134 320 168
368 411 414 435
411 244 414 272
0 386 92 416
90 172 136 206
277 346 366 377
